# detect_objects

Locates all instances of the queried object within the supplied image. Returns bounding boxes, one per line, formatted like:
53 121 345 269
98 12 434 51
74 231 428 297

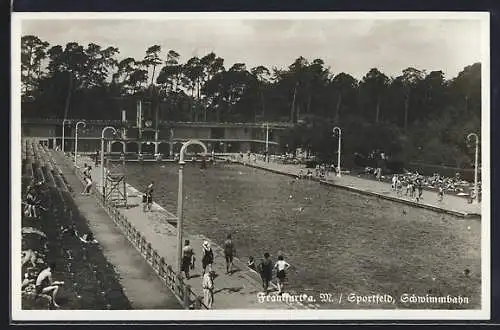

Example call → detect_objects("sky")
18 13 486 80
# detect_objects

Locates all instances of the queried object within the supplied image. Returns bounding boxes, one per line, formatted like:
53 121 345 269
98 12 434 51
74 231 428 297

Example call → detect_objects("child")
273 255 291 295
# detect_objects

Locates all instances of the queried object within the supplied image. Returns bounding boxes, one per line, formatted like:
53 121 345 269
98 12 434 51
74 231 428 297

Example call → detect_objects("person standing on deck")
258 252 273 295
201 241 214 275
273 255 291 295
143 181 154 212
82 167 93 195
223 234 236 274
392 175 397 191
438 185 444 202
182 240 195 279
417 179 424 201
202 270 215 309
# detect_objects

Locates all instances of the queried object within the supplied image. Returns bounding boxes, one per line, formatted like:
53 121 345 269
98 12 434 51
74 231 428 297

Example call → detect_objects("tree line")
21 35 481 168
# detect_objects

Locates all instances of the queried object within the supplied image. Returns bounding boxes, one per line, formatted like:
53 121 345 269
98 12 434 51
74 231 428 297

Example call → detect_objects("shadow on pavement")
214 286 244 294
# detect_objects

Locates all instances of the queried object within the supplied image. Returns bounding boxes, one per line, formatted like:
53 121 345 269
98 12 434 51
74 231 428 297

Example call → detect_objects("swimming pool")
125 162 481 309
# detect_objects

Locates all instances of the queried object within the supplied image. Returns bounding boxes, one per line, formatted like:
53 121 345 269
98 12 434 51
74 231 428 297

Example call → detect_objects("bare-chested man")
35 263 64 308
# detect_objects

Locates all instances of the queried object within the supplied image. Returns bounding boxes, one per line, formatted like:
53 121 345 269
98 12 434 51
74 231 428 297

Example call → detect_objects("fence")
69 158 207 309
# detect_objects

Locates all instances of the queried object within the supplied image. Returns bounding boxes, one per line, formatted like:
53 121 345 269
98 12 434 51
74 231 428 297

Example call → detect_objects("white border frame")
11 11 491 321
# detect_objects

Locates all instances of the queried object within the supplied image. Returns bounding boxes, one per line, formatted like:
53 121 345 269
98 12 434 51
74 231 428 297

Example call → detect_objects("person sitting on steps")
35 262 64 309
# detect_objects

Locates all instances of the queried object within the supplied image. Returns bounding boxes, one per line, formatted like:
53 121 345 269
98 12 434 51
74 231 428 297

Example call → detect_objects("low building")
21 118 293 156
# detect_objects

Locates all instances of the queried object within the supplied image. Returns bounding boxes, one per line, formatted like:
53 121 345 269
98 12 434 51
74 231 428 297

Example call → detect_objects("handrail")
69 160 207 309
21 117 294 127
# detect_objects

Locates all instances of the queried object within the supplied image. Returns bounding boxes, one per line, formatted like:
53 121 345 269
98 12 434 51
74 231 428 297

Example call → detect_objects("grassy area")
21 174 132 309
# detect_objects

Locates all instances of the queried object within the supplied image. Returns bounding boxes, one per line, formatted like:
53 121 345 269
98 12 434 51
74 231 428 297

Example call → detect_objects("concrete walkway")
232 157 481 218
53 153 183 309
67 154 297 310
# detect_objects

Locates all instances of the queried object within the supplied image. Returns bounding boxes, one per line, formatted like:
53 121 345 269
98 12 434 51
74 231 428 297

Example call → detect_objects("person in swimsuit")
273 255 291 295
82 165 93 195
438 185 444 202
182 240 195 279
223 234 236 274
143 181 154 212
35 263 64 308
201 241 214 275
258 252 273 294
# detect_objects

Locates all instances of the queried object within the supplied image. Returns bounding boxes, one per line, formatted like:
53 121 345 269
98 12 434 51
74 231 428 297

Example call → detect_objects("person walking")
202 270 215 309
223 234 236 274
273 255 291 295
181 239 195 279
258 252 273 294
201 241 214 275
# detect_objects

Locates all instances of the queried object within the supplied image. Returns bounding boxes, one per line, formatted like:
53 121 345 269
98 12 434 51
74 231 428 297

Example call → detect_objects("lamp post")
101 126 117 199
263 123 269 162
467 133 480 204
177 139 208 274
333 126 342 177
74 121 86 166
62 119 70 153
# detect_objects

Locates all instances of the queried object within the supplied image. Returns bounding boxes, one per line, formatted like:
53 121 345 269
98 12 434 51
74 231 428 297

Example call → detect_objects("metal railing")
22 117 294 129
69 159 208 309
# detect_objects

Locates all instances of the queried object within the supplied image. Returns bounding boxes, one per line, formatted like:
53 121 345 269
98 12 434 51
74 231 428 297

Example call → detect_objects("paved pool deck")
228 157 481 218
64 154 306 310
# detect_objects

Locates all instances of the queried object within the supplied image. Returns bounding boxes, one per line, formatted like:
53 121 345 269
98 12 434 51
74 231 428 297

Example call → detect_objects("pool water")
126 162 481 309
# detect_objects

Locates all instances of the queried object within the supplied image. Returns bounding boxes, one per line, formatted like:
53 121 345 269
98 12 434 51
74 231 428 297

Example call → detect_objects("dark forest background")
21 35 481 169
